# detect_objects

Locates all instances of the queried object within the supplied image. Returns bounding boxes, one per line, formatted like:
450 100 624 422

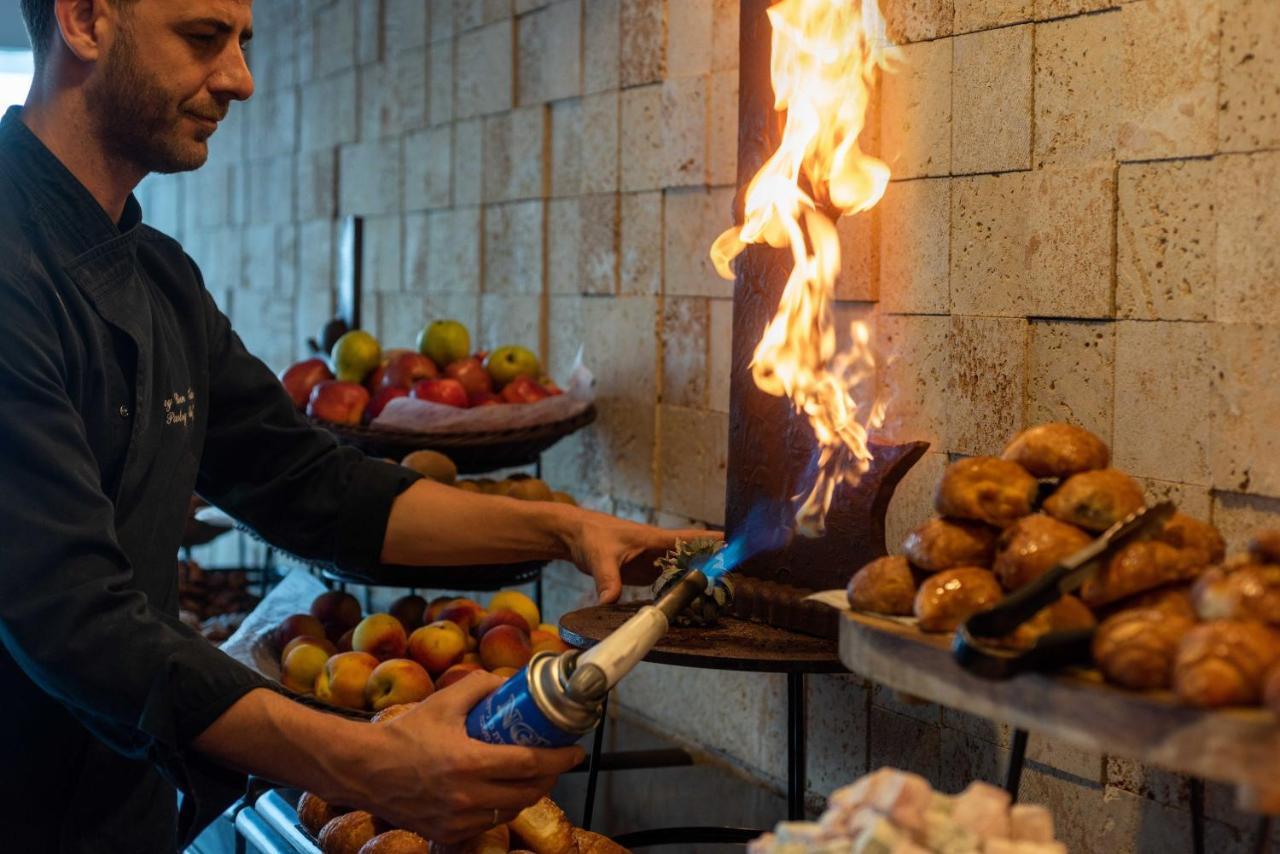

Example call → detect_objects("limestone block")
246 156 296 226
429 41 454 126
658 404 728 524
880 37 953 180
483 201 545 295
1034 11 1122 166
662 76 709 188
620 191 663 295
403 125 453 211
885 451 948 557
582 92 620 195
385 0 430 53
1211 323 1280 497
953 25 1032 174
584 0 621 94
1113 320 1211 485
1035 0 1115 19
667 0 713 79
1117 159 1215 321
581 193 620 295
1025 320 1115 445
242 225 277 292
1133 477 1212 520
877 314 951 449
620 0 666 87
549 98 583 198
339 139 402 216
452 119 485 206
620 84 666 192
663 187 736 297
298 219 337 310
547 198 583 294
517 0 582 105
1211 491 1280 555
299 71 358 151
954 0 1031 32
355 0 382 65
662 298 709 408
546 295 588 383
885 0 954 43
1215 151 1280 324
427 206 483 292
312 0 358 78
479 293 542 364
1220 0 1280 152
946 315 1028 456
362 214 404 293
1027 734 1103 783
878 178 949 315
376 292 430 352
707 298 732 413
430 0 455 42
455 21 514 119
869 707 942 783
245 89 297 159
403 211 431 291
482 106 547 203
806 676 871 797
711 0 740 72
941 728 1009 795
708 69 739 187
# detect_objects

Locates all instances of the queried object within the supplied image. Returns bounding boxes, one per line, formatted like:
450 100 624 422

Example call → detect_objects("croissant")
1191 564 1280 626
847 556 917 616
902 516 998 572
1265 662 1280 718
913 567 1004 633
993 514 1091 591
1156 513 1226 568
1110 585 1196 622
1081 541 1199 608
1092 608 1194 690
935 457 1038 528
1043 469 1145 532
1001 422 1110 478
1249 529 1280 564
1000 595 1096 651
1173 620 1280 708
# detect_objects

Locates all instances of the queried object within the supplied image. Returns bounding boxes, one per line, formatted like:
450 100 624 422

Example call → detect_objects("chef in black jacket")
0 2 712 852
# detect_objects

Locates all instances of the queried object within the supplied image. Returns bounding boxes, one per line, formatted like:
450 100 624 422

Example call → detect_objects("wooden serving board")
838 610 1280 812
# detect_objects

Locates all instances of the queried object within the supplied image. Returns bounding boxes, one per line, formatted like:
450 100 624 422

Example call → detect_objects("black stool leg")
787 673 807 821
1004 728 1029 801
1189 778 1205 854
1255 816 1273 854
582 693 609 831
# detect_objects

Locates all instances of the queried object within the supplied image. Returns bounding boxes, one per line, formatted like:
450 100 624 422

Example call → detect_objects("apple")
475 609 533 639
485 345 541 388
500 376 550 404
435 662 484 690
444 356 493 396
424 596 454 623
417 320 472 369
505 477 554 502
410 378 469 408
314 651 379 710
274 614 328 651
479 625 532 671
307 380 370 425
406 622 468 675
281 635 336 663
436 599 485 635
281 642 331 694
461 652 482 666
541 378 565 396
489 590 541 632
279 358 334 409
351 613 408 661
310 591 363 641
382 352 439 390
469 391 503 407
366 385 407 420
530 630 569 655
364 361 389 393
364 658 434 711
388 594 428 632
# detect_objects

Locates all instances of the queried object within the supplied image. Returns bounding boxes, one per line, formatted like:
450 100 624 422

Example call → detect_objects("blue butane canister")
465 650 602 747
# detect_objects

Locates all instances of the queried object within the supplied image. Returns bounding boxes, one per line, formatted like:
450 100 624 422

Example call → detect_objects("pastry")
509 798 577 854
992 514 1092 591
913 567 1004 633
1156 513 1226 568
299 792 352 838
1081 541 1197 608
430 825 510 854
1042 469 1145 532
320 812 388 854
1001 422 1110 479
1092 608 1194 690
1000 596 1096 651
1110 585 1196 622
572 829 629 854
1264 662 1280 718
902 517 999 572
1249 529 1280 564
1191 564 1280 625
935 457 1038 528
1173 620 1280 708
358 830 431 854
847 556 917 616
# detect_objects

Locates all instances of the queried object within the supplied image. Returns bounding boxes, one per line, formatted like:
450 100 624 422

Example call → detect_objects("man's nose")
211 44 255 102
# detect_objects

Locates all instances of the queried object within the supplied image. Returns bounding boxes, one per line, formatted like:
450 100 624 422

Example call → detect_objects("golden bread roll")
432 824 509 854
370 702 416 724
1156 513 1226 568
320 812 388 854
572 829 629 854
1191 564 1280 625
846 556 917 616
913 567 1004 633
1264 663 1280 718
1173 620 1280 708
902 517 998 572
298 791 352 838
1042 469 1145 532
1001 422 1110 478
1092 607 1194 690
1000 596 1096 651
935 457 1038 528
992 514 1092 591
509 798 578 854
360 830 431 853
1111 585 1196 622
1249 529 1280 564
1081 541 1198 608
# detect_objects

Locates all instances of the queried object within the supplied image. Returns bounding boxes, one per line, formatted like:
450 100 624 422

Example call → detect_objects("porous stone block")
583 0 621 93
482 106 547 203
708 69 739 187
549 98 583 198
620 0 666 87
582 92 620 195
877 314 951 449
359 47 428 140
954 0 1031 32
385 0 430 53
1211 491 1280 555
885 0 954 43
427 206 483 293
620 191 663 295
1035 0 1115 19
878 178 949 314
952 25 1032 174
296 148 337 222
880 37 953 179
1211 323 1280 497
662 76 709 188
1026 320 1115 445
836 210 877 302
428 41 454 125
946 316 1028 456
312 0 358 78
663 187 736 298
1220 0 1280 152
707 298 732 413
658 404 729 524
479 294 542 363
362 214 404 293
1215 152 1280 325
711 0 740 71
620 85 665 192
1034 11 1122 166
806 676 871 796
662 298 709 409
339 139 402 216
299 71 358 151
869 707 942 783
452 119 485 206
885 451 948 558
517 0 582 105
403 125 453 210
455 21 514 119
667 0 713 79
482 201 545 295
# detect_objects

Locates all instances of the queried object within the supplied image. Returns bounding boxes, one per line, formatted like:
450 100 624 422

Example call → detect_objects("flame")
712 0 895 538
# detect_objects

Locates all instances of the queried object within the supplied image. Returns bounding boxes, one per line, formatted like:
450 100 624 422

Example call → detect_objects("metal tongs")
952 501 1176 679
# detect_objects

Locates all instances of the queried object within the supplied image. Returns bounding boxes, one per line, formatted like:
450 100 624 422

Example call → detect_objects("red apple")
367 385 408 420
411 378 469 408
469 391 502 407
279 358 334 409
307 380 370 425
383 352 439 390
364 361 389 393
541 379 564 396
444 357 493 396
500 376 550 405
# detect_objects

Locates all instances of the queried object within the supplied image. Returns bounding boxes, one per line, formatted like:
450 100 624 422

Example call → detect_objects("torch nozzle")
654 568 709 621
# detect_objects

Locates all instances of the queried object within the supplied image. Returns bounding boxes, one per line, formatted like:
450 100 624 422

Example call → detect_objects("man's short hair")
20 0 138 68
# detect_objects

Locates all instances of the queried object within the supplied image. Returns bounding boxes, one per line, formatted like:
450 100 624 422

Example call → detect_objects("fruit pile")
279 320 562 426
176 560 259 643
298 792 626 854
272 589 570 712
396 448 578 505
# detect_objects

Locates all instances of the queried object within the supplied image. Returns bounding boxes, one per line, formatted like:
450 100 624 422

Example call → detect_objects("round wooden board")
559 603 844 673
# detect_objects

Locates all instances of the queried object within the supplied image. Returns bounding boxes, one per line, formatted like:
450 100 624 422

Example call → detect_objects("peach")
488 590 540 633
537 623 558 635
475 609 532 639
479 625 532 671
274 613 327 651
491 667 519 679
281 634 336 663
406 622 467 676
314 651 379 710
461 652 482 666
388 594 427 632
435 663 483 690
424 596 454 622
310 590 363 641
437 599 484 634
336 627 354 652
530 629 569 656
351 613 408 661
364 659 434 711
281 642 331 695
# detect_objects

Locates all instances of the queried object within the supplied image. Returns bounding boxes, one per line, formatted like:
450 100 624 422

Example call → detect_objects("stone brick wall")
141 1 1280 850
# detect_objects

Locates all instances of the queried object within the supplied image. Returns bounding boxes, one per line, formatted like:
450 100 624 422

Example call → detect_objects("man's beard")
90 26 221 175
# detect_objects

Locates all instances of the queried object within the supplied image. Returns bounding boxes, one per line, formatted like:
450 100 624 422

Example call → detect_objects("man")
0 1 711 851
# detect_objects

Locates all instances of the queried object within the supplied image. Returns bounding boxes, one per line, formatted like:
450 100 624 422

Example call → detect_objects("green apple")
485 345 541 388
416 320 471 368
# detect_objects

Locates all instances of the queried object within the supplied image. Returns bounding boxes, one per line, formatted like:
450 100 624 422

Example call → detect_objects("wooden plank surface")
838 610 1280 810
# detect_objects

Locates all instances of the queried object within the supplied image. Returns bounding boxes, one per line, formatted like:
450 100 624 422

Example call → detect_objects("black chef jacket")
0 107 422 852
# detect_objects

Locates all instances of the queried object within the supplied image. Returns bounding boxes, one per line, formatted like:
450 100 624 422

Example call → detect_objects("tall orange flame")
712 0 895 537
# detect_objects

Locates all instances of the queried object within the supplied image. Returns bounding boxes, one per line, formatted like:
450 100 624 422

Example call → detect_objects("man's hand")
349 672 584 843
566 509 723 603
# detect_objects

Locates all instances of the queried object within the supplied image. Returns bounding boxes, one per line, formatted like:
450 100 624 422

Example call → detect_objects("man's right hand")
349 671 585 843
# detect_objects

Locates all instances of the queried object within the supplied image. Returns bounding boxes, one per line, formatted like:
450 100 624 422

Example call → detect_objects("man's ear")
52 0 112 64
